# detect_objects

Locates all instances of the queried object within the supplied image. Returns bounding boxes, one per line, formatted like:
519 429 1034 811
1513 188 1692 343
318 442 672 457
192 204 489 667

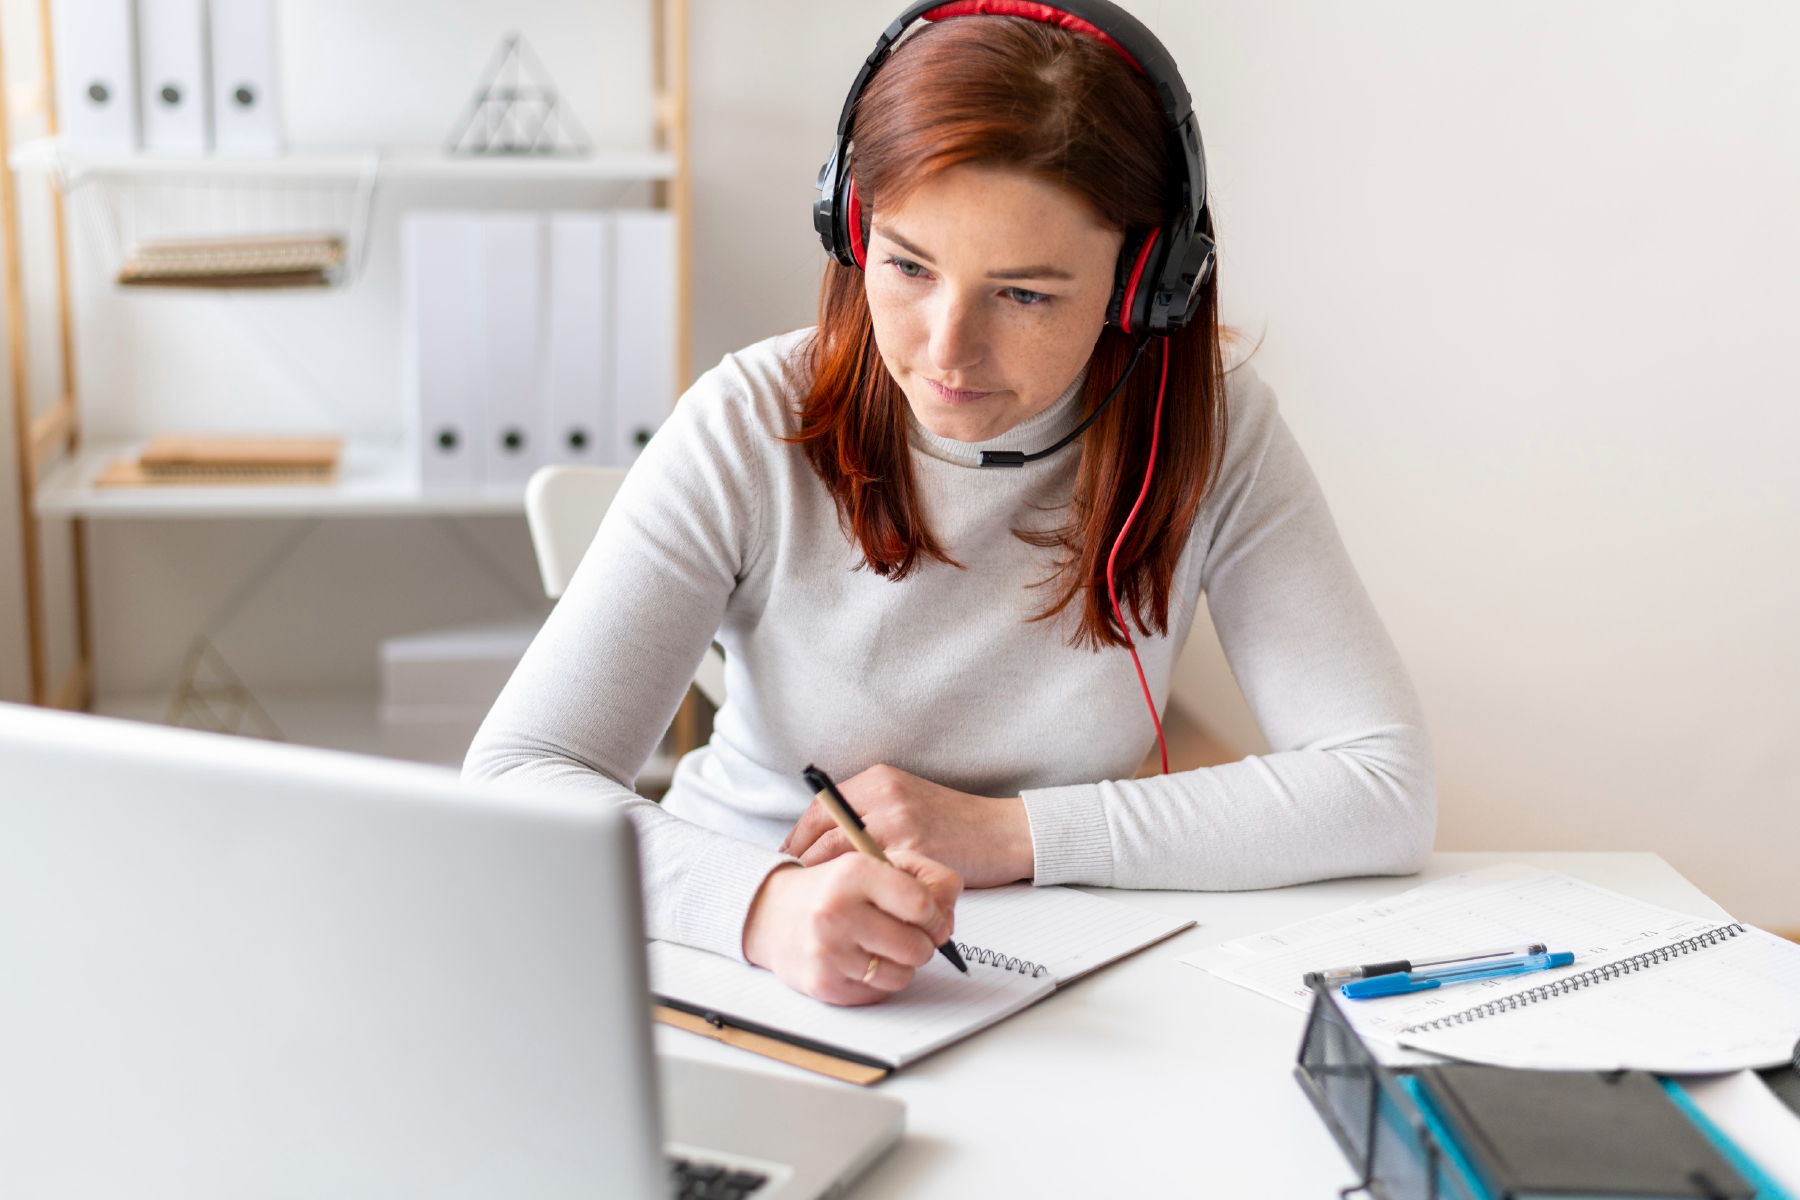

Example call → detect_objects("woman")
467 5 1433 1006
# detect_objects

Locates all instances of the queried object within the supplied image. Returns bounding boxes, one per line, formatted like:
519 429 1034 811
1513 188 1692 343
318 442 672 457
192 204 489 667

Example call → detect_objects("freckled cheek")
994 305 1103 399
865 276 932 372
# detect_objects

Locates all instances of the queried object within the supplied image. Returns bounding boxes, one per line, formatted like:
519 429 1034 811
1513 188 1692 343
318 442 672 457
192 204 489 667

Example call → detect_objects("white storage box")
380 618 542 764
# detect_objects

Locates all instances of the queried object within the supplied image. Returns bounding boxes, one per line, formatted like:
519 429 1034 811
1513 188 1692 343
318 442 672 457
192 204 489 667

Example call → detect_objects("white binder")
542 212 611 467
477 214 545 485
611 210 676 465
208 0 280 156
51 0 138 149
403 214 483 490
137 0 210 152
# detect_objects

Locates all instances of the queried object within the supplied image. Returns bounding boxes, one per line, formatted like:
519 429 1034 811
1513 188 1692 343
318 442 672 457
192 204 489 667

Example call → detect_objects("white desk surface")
655 851 1734 1199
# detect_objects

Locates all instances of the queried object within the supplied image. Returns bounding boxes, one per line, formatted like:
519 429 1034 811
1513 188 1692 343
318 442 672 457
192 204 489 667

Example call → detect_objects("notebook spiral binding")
955 942 1049 979
1402 923 1746 1035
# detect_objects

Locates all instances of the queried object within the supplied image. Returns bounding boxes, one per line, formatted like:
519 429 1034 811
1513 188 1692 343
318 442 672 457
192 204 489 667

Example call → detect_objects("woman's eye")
1004 287 1050 306
887 256 927 279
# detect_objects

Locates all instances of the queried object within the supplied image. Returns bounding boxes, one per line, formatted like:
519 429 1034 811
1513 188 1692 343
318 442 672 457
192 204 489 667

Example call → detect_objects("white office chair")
524 465 727 707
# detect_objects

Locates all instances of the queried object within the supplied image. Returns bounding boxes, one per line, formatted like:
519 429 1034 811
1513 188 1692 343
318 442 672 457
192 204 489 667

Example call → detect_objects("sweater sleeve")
462 353 796 959
1021 369 1436 890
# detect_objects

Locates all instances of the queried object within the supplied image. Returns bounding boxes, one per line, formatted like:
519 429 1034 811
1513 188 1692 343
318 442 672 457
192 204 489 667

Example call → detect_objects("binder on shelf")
208 0 280 156
403 213 483 490
477 214 544 485
51 0 139 149
137 0 210 153
404 208 679 489
611 210 676 465
542 212 611 467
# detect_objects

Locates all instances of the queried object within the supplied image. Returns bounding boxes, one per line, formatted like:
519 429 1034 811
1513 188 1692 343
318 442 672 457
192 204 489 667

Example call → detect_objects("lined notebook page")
1185 870 1729 1045
648 885 1190 1069
649 941 1052 1068
953 884 1195 982
1400 926 1800 1072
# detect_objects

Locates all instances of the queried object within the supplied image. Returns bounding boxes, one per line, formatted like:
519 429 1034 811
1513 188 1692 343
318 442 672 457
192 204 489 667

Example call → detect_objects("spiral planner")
1185 866 1800 1073
650 883 1192 1084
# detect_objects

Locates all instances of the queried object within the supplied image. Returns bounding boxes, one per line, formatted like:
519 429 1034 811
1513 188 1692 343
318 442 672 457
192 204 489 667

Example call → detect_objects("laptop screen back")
0 703 667 1200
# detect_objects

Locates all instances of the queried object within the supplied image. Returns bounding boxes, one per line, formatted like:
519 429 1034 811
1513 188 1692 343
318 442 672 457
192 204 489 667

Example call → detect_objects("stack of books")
117 235 346 289
95 435 342 487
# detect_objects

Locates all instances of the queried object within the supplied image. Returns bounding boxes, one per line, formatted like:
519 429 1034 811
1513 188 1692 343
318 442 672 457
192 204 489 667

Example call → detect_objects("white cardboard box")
379 618 541 764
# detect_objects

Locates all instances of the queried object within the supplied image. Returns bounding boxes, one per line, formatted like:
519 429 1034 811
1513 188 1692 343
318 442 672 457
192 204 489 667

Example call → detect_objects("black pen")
1301 942 1549 988
800 764 968 975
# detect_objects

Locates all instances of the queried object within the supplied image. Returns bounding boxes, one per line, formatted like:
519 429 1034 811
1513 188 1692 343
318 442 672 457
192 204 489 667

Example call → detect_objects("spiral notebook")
650 884 1192 1082
1186 867 1800 1073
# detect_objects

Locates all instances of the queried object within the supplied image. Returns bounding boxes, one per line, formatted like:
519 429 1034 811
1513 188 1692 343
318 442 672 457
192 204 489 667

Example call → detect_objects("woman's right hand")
742 849 963 1006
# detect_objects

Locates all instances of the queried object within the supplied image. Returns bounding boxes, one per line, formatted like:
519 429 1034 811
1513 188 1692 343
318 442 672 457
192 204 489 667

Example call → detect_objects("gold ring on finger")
862 954 881 984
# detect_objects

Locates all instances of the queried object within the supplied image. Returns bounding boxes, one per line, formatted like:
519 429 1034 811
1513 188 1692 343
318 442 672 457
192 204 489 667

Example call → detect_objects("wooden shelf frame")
1 0 88 709
0 0 693 713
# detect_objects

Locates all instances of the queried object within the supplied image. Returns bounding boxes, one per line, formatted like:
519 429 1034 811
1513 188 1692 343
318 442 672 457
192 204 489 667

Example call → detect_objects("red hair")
792 15 1227 649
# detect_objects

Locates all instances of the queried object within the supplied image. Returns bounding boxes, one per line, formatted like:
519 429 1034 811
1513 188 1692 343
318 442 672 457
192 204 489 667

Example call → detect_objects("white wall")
1 1 1792 926
1161 2 1800 929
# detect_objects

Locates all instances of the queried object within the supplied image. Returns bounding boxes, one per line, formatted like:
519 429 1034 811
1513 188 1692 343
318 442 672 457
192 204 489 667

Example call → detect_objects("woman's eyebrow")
873 226 936 263
988 264 1074 282
873 224 1074 281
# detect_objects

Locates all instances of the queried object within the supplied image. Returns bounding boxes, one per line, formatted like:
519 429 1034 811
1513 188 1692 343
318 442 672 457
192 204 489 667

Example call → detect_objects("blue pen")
1340 951 1575 999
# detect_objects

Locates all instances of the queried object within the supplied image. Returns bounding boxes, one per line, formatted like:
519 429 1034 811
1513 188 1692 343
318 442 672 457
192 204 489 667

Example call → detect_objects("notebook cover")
1420 1066 1752 1198
651 1005 889 1087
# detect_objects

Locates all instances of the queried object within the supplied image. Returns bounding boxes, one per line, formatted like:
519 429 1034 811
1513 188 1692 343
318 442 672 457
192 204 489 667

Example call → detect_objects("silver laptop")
0 703 901 1199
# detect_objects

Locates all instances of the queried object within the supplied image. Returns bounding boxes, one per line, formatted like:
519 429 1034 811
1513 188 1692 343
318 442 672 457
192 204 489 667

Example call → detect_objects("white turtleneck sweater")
465 330 1435 961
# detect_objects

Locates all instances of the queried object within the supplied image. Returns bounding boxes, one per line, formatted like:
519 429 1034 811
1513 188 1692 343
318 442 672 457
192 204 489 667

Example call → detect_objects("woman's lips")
924 377 997 404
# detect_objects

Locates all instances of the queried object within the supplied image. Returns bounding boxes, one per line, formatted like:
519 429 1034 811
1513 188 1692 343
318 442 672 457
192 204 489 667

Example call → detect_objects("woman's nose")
928 291 985 375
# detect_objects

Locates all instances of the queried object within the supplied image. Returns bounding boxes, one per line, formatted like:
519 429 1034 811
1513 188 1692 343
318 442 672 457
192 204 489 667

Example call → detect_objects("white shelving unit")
1 1 694 714
9 137 678 183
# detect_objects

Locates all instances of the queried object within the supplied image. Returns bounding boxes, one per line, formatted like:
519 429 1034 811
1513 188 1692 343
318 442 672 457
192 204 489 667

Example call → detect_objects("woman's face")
863 164 1124 443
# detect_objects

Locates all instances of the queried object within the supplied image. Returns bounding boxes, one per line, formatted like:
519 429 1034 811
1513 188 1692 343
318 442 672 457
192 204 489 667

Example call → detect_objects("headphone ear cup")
1110 227 1165 336
845 177 867 270
813 151 864 268
1107 230 1143 328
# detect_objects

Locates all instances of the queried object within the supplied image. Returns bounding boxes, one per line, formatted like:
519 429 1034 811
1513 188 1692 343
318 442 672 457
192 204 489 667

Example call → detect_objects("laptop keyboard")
668 1155 769 1199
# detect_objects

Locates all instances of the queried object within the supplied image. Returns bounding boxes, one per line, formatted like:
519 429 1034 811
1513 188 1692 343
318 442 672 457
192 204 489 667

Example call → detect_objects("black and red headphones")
814 2 1211 771
812 0 1216 341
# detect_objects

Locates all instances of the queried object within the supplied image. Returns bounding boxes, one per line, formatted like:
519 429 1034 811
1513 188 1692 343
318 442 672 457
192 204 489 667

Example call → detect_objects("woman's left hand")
780 764 1035 889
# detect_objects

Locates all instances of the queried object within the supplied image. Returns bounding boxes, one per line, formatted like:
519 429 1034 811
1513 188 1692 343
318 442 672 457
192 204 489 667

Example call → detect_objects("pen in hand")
800 764 968 975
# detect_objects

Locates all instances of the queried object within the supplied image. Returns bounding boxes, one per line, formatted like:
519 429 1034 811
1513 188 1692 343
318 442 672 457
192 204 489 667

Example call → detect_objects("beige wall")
1 2 1792 925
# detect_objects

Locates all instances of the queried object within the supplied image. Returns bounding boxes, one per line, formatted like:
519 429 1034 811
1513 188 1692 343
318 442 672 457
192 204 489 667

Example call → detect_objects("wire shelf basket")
54 152 382 289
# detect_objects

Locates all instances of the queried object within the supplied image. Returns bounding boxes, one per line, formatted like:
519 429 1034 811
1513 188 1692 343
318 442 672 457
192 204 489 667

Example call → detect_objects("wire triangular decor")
446 34 593 156
163 636 285 742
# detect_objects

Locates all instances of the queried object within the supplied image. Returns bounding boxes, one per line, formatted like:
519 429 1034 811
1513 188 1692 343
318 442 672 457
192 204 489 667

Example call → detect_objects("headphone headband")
812 0 1214 336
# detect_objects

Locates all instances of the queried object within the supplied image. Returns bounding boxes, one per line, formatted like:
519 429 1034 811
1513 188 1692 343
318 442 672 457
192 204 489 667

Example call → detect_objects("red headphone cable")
1104 338 1171 775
